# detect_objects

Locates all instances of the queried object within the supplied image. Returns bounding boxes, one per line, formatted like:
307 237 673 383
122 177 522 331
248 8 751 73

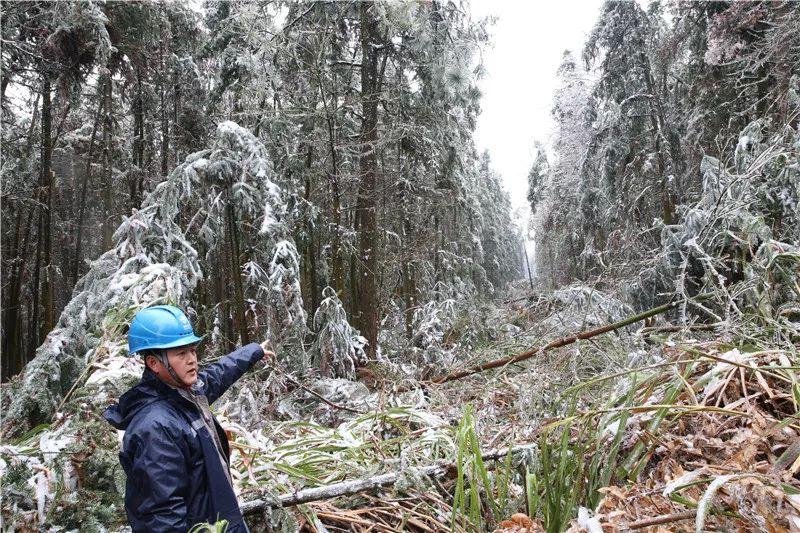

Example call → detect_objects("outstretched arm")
200 342 273 404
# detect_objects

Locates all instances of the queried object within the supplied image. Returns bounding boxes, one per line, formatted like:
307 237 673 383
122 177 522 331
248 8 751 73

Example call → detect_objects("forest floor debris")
559 341 800 532
2 284 798 532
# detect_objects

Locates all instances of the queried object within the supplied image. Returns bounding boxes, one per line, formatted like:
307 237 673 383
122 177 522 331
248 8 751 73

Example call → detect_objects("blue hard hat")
128 305 203 355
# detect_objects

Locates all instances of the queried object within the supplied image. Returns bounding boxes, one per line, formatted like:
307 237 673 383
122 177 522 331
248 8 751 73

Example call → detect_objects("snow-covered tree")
312 287 364 379
3 121 304 435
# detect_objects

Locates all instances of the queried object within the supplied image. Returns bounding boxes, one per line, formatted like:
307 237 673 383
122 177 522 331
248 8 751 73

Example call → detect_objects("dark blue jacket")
104 343 264 533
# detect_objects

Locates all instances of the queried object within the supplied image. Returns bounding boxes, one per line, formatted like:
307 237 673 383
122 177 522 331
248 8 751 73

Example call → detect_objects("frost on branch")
3 121 304 436
653 123 800 333
266 240 307 369
312 287 364 380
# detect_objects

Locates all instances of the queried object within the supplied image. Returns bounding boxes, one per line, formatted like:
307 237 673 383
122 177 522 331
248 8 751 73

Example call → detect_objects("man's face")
164 344 199 387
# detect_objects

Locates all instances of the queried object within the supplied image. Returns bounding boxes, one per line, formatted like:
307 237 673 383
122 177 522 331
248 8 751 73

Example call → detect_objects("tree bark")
31 73 54 355
131 68 144 206
401 195 416 341
355 1 380 358
42 72 55 338
321 82 345 299
305 151 319 315
402 258 416 340
329 171 344 297
172 68 180 166
1 206 23 380
349 208 359 325
213 245 234 353
225 188 250 346
160 35 169 177
73 94 104 285
101 74 114 250
17 207 36 362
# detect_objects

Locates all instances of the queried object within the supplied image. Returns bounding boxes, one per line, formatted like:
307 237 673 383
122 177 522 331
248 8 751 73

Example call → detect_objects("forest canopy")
1 0 523 382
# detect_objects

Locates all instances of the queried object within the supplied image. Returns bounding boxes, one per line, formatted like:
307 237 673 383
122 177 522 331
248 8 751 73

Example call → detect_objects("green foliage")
451 405 515 531
2 460 31 488
189 520 229 533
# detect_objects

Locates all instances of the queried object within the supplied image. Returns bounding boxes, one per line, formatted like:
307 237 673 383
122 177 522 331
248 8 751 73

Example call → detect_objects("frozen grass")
229 406 456 495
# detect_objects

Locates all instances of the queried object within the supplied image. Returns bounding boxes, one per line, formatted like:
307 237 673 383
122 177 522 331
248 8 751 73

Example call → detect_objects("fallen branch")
240 443 536 514
427 299 686 386
639 323 718 334
269 365 365 415
626 510 697 529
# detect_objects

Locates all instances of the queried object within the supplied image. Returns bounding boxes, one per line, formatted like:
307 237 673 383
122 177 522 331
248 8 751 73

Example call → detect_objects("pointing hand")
260 340 275 361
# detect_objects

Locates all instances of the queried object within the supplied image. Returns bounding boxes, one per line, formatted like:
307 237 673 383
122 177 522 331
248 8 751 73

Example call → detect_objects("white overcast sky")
469 0 604 214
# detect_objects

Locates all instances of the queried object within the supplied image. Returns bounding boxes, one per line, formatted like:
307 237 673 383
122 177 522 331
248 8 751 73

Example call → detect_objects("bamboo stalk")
240 444 535 514
428 299 684 386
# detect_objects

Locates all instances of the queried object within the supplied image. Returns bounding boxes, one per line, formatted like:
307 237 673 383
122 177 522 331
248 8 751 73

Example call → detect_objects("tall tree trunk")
31 73 54 354
2 205 23 380
322 87 345 299
348 209 359 325
213 249 234 353
402 255 416 341
42 80 56 339
131 69 144 206
355 2 380 359
73 95 104 285
101 74 114 250
639 50 674 226
303 146 319 315
172 69 180 163
160 39 169 177
18 207 36 362
400 165 416 340
329 172 345 296
225 192 250 346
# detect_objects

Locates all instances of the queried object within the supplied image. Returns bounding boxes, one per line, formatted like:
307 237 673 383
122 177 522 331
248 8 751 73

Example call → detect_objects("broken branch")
428 299 688 386
240 443 535 513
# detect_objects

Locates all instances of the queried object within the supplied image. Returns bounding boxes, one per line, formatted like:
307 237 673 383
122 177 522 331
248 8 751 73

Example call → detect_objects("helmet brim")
130 334 204 354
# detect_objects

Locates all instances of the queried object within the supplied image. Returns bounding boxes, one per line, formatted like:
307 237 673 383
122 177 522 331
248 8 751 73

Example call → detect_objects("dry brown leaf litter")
560 342 800 532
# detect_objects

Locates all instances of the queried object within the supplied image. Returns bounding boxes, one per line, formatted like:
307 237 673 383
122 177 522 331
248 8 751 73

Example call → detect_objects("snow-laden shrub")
3 253 192 436
3 121 305 436
184 121 307 365
650 123 800 338
265 240 307 363
312 287 364 379
412 299 458 351
541 285 633 332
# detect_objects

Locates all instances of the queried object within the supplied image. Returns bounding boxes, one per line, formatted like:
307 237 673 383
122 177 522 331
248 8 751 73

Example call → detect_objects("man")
104 305 272 532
